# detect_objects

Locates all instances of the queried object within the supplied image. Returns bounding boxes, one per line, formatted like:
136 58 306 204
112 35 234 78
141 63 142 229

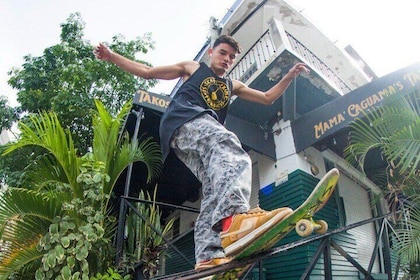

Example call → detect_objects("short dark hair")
213 35 242 54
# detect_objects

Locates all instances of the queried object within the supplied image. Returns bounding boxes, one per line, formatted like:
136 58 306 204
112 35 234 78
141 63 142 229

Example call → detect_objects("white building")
120 0 419 278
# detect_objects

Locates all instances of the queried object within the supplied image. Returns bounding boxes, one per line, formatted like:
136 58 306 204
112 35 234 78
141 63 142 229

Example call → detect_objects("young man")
94 35 309 270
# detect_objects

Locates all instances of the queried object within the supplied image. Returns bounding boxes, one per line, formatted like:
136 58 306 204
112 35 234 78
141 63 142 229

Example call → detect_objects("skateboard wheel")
315 220 328 234
295 219 313 237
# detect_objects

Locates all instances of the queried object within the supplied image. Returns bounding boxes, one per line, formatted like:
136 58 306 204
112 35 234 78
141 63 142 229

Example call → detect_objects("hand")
286 62 310 79
93 43 112 61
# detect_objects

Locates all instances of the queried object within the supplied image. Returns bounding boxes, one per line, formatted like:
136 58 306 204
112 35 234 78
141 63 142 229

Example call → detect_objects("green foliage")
344 90 420 278
0 145 35 188
0 100 162 279
0 96 19 131
395 208 420 276
344 91 420 201
35 155 113 280
7 12 157 154
90 268 130 280
345 91 420 178
125 188 174 279
0 188 63 278
2 11 157 189
0 11 164 279
91 100 162 197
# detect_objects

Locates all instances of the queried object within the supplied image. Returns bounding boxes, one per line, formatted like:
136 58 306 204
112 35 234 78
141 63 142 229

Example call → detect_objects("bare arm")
94 42 199 80
232 62 309 105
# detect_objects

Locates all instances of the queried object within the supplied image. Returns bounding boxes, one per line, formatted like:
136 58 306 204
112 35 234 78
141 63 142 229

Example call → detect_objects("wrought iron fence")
228 30 276 82
286 32 351 94
228 29 351 95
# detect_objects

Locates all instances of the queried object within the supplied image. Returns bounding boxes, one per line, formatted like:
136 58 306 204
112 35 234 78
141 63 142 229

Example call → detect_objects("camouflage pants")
170 114 251 262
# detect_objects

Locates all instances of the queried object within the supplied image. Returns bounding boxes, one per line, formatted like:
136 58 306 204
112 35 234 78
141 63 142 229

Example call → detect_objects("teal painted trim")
165 230 195 274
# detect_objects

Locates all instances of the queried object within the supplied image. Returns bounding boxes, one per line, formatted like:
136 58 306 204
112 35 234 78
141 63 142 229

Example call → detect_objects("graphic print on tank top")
200 77 230 110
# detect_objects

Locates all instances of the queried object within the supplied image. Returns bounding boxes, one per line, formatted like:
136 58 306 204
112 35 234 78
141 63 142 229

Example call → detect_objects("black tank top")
159 62 233 160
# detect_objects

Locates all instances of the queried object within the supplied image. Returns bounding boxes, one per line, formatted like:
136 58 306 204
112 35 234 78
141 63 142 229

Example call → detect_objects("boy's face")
208 43 238 76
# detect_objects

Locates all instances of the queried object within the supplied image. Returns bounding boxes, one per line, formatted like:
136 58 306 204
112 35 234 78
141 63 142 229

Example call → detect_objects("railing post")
115 106 144 266
324 240 332 280
115 197 127 265
382 219 393 280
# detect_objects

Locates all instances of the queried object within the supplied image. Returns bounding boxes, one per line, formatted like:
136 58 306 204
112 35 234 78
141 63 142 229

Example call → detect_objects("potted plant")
124 188 174 279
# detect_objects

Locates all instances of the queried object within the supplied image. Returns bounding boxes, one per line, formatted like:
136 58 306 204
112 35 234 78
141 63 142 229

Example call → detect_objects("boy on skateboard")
94 35 309 271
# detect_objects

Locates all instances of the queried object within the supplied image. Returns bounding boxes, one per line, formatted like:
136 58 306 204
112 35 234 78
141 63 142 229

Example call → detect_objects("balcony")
228 29 350 94
227 30 276 83
226 28 345 132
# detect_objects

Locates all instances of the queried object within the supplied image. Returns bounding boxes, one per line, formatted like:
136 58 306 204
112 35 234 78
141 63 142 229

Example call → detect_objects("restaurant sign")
133 90 171 113
292 62 420 152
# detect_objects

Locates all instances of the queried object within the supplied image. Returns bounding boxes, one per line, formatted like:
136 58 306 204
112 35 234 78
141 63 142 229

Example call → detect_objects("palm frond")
0 188 65 279
344 114 384 170
23 154 71 192
0 188 64 241
0 244 43 280
2 112 81 197
396 208 420 266
345 91 420 176
92 99 162 197
386 119 420 176
92 99 128 166
134 137 162 182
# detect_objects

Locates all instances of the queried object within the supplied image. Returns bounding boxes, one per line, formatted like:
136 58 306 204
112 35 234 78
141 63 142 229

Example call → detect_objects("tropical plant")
125 188 174 279
0 100 162 279
395 208 420 279
344 90 420 278
7 13 156 154
0 96 18 131
1 12 157 190
90 267 130 280
344 91 420 207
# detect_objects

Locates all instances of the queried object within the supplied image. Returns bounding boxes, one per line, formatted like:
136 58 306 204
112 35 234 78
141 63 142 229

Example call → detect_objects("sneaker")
221 207 293 256
194 257 231 271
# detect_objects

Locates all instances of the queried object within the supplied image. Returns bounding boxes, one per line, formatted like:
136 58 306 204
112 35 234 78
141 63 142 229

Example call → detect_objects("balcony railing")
286 32 351 94
228 29 351 94
227 30 276 82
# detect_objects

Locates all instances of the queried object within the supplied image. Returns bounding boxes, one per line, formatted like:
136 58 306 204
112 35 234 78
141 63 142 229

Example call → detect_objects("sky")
1 0 419 107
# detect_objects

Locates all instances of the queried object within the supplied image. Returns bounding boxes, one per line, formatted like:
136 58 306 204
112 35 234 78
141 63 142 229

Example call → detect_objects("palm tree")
0 100 162 279
344 90 420 278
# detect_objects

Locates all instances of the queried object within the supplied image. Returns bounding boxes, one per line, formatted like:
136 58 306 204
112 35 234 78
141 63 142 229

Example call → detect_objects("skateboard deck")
209 168 340 280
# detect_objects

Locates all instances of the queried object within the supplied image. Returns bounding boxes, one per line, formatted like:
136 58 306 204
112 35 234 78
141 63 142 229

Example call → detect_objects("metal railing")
153 213 398 280
227 29 351 95
227 30 276 82
286 32 351 94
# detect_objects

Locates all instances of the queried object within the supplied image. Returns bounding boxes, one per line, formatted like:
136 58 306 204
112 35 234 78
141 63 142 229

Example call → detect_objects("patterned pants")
170 114 251 262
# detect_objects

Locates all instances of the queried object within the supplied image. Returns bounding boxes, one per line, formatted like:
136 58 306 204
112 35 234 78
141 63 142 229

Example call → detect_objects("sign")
292 62 420 152
133 90 171 113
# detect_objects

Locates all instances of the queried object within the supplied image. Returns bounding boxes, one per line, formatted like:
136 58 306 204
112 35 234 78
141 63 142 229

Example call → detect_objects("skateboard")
209 168 340 279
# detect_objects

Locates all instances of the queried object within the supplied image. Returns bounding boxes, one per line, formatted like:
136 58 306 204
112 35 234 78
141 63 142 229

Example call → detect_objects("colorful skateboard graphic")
210 168 340 280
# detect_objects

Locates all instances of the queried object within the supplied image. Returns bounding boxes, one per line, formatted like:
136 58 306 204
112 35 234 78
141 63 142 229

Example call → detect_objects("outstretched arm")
94 42 198 80
232 62 309 105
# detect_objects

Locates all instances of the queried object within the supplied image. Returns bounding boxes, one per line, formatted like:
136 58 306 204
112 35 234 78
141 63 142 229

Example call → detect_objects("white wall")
339 173 381 273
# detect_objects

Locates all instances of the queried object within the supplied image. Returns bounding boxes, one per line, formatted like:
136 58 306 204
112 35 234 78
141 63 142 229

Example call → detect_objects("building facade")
163 1 392 278
123 0 420 278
